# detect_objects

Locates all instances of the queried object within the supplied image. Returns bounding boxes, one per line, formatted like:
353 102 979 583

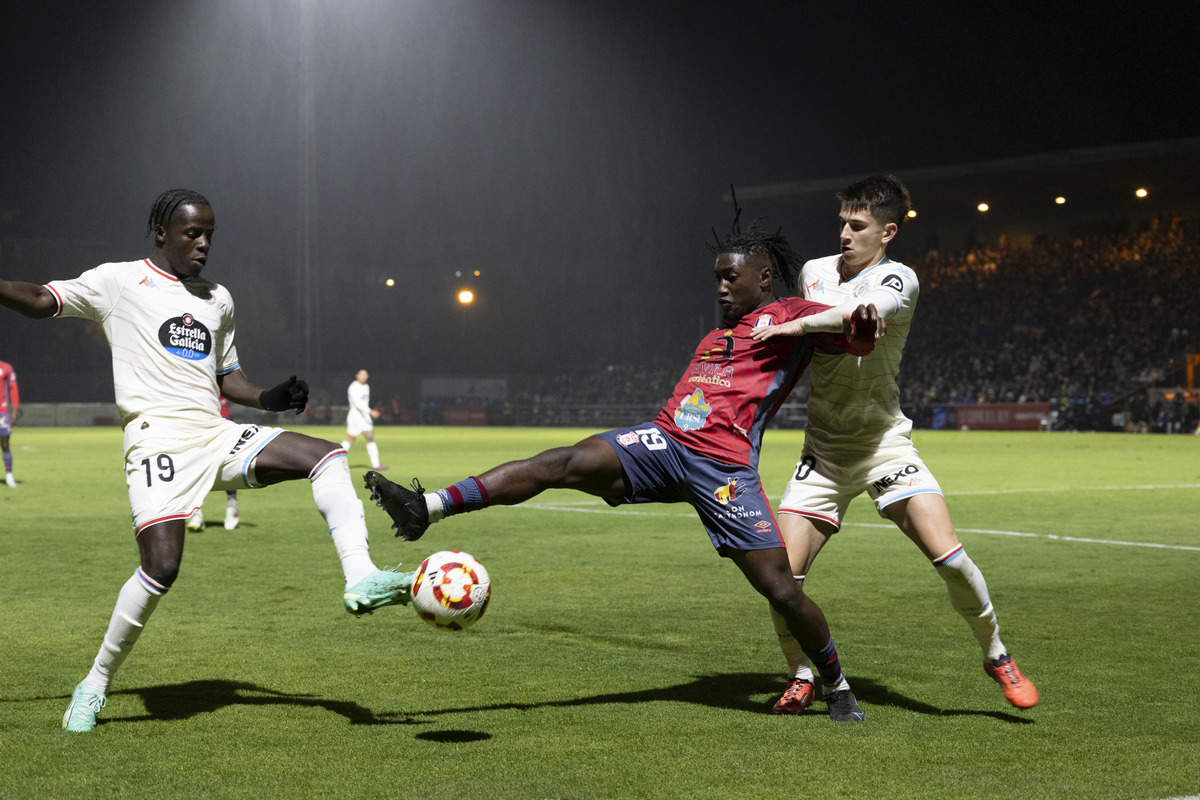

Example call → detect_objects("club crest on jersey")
674 388 711 431
159 314 212 361
753 314 774 328
616 431 639 447
713 478 740 505
882 273 905 292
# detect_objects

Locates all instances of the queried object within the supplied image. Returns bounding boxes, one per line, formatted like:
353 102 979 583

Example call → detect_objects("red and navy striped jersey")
653 297 871 470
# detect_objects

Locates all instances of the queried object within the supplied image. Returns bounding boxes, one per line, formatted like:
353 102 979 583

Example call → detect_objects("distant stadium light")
977 203 989 213
458 289 475 305
906 209 917 219
473 269 481 276
1136 188 1149 198
385 278 395 287
1055 196 1066 205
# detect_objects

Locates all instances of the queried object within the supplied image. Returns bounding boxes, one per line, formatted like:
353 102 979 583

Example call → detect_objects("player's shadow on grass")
380 672 1033 724
102 679 410 727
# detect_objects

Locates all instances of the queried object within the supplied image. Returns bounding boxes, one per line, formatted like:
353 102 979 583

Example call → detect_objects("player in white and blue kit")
751 175 1038 712
0 190 414 733
340 369 387 470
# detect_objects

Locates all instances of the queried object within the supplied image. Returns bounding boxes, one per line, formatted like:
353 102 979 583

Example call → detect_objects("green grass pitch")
1 426 1197 799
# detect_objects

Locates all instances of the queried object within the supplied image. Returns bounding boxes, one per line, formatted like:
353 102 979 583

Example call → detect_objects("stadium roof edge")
728 136 1200 202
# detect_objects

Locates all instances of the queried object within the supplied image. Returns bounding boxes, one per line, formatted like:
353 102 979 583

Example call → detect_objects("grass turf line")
0 427 1196 799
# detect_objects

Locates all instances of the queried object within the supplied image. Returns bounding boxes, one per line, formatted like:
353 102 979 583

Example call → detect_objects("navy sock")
802 636 844 689
437 477 489 517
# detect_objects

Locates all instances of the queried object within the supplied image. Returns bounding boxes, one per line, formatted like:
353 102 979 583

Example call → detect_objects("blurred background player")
0 355 19 487
750 175 1038 711
367 223 883 722
185 398 241 530
340 369 387 471
0 189 413 733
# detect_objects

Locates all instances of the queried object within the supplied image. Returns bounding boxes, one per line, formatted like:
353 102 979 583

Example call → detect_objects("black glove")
260 375 309 414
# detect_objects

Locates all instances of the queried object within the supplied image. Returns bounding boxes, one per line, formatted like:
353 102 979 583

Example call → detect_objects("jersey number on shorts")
140 454 176 486
793 455 816 481
636 428 668 451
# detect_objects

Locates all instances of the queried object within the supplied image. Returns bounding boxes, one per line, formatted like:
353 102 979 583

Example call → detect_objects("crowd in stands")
512 215 1200 432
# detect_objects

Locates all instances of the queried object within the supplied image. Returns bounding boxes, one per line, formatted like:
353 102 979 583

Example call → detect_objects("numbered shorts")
0 413 10 437
778 441 943 531
124 418 284 533
595 423 783 556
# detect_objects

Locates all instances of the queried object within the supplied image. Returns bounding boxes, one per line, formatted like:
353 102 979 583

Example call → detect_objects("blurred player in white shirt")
340 369 386 470
0 189 414 733
752 175 1037 712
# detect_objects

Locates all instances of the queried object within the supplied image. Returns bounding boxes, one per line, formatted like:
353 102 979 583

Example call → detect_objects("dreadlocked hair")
708 223 803 295
146 189 210 237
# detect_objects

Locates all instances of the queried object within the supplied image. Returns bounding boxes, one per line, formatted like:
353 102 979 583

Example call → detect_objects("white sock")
425 491 446 522
366 442 382 469
83 568 166 693
770 575 815 681
311 453 376 586
933 546 1006 661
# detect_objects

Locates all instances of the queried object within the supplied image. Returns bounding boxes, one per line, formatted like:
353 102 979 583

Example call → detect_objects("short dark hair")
146 189 210 237
837 175 912 228
708 223 803 294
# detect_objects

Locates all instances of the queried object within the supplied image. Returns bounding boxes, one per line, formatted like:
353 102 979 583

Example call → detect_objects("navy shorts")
0 413 10 437
595 423 783 556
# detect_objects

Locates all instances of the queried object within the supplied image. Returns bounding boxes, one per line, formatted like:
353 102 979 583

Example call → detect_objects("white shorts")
124 417 284 533
346 413 373 437
777 441 942 531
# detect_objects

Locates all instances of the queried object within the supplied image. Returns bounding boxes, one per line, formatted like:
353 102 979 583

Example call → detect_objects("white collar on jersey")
838 255 891 284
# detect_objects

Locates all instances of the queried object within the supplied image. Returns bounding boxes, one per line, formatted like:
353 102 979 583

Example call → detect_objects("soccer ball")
411 550 492 631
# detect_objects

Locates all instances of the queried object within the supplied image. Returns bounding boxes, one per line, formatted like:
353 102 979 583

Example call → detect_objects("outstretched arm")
219 369 309 414
0 280 58 319
750 302 886 342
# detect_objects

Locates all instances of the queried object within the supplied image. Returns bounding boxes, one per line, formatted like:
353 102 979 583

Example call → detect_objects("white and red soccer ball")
411 550 491 631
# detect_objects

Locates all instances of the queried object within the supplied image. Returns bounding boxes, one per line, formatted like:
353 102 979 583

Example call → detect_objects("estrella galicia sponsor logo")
159 313 212 361
674 388 712 431
882 273 905 293
871 465 921 492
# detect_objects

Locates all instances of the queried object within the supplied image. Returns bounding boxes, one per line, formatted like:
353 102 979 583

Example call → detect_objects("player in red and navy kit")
365 224 882 721
0 358 20 487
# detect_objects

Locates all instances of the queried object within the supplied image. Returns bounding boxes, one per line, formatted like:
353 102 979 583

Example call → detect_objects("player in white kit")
0 190 414 733
340 369 387 470
751 175 1037 713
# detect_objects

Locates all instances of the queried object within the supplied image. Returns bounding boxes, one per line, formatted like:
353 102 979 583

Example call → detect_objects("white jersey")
346 380 373 433
46 259 239 428
800 254 919 454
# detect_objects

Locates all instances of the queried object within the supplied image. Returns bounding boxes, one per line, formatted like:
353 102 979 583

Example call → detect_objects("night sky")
2 1 1197 402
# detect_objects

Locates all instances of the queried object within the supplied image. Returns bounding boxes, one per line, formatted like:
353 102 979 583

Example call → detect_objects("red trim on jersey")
44 283 66 317
143 258 180 282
